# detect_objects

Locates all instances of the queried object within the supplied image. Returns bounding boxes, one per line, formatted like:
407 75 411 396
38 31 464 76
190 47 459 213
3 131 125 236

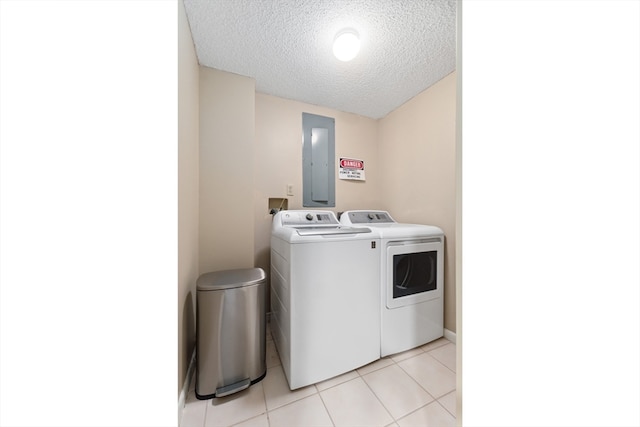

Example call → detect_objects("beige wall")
178 0 199 395
253 93 381 283
379 71 457 332
199 67 256 273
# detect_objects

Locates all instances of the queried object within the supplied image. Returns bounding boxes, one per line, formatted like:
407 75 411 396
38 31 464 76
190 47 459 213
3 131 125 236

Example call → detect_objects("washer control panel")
280 210 339 226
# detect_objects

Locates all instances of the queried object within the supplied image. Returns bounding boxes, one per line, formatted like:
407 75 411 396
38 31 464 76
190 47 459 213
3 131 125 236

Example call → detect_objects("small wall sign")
339 157 365 181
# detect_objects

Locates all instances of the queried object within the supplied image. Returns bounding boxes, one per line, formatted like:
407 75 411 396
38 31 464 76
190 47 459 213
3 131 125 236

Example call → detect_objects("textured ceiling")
183 0 456 119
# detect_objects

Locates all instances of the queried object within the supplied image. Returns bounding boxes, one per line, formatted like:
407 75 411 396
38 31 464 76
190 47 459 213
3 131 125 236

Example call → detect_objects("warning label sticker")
339 157 365 181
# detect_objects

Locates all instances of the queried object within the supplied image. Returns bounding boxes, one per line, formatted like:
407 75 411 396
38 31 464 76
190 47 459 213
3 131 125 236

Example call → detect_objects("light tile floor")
181 324 456 427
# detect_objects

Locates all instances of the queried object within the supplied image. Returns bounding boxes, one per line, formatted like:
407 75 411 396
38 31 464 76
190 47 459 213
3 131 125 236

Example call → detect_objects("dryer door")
386 239 443 309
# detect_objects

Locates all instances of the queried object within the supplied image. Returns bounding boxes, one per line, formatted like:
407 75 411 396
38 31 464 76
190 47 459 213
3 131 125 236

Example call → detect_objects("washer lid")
197 268 266 291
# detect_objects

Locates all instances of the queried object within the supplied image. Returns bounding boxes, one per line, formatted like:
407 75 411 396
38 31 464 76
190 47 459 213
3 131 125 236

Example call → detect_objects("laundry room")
179 0 458 425
3 1 638 427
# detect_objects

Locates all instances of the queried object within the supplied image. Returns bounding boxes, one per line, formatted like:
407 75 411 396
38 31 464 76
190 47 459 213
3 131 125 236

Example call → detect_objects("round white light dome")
333 30 360 62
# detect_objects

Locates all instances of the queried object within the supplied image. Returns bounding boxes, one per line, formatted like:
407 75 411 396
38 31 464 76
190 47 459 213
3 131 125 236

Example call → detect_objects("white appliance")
270 210 380 389
340 210 444 357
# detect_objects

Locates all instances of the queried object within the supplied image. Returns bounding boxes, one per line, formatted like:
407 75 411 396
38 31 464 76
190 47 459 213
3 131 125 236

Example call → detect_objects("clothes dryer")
270 210 380 389
340 210 444 357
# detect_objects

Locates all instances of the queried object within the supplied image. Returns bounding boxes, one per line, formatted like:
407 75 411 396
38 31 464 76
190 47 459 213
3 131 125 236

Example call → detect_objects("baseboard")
178 347 197 425
444 328 456 344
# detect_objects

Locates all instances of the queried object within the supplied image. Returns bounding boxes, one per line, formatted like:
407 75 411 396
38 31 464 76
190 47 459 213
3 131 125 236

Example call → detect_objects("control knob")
306 213 314 221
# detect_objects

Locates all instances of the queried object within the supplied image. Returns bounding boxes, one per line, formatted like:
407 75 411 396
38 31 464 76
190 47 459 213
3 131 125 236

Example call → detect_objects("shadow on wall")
181 291 196 375
255 246 271 313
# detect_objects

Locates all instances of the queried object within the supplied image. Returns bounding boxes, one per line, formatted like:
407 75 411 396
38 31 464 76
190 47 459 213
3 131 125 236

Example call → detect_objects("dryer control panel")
344 211 395 224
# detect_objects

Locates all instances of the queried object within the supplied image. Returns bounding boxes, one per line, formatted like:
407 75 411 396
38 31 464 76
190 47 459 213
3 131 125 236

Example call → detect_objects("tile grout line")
395 398 453 424
437 390 457 418
386 350 442 423
425 346 457 375
261 372 271 427
358 371 398 424
316 387 338 427
394 352 451 402
428 344 457 375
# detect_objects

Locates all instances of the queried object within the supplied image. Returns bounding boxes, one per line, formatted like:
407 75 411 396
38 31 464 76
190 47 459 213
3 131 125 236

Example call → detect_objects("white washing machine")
270 210 380 389
340 210 444 357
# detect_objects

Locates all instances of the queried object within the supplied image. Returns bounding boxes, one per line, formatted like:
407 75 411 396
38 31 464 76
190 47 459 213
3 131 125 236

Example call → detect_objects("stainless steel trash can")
195 268 266 399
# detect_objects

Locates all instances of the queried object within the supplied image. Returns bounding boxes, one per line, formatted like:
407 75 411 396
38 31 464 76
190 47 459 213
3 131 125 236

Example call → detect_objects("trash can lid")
197 268 266 291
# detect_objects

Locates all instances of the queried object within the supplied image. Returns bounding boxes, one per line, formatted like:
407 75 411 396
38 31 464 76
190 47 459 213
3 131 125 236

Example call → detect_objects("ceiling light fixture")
333 29 360 62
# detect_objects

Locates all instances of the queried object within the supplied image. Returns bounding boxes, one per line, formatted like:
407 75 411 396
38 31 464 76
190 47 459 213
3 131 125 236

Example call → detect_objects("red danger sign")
340 158 364 169
339 157 365 181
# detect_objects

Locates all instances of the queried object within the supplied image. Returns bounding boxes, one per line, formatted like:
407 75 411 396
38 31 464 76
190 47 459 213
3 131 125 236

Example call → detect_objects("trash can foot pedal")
216 378 250 397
